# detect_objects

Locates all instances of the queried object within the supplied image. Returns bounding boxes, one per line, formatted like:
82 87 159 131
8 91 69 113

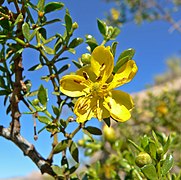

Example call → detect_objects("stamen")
100 63 106 71
96 75 102 81
108 102 112 109
83 71 89 80
102 84 108 89
74 79 82 84
118 78 127 83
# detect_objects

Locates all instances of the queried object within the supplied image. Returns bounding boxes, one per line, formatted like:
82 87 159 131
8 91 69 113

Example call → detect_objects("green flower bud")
103 125 116 143
72 22 79 30
81 53 91 65
135 152 152 167
32 99 40 106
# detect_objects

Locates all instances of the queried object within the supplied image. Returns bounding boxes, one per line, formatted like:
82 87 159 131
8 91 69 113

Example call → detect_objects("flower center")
91 82 108 98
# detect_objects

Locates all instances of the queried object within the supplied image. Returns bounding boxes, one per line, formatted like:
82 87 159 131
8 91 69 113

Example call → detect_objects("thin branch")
0 126 55 176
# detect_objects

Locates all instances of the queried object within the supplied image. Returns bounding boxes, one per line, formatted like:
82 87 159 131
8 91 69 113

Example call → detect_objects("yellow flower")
60 46 138 123
111 8 120 21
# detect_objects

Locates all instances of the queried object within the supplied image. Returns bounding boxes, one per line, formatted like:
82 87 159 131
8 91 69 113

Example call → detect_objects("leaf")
44 2 64 14
69 163 79 174
0 76 6 88
69 38 83 48
113 48 135 73
37 85 48 107
57 64 70 74
28 63 43 71
110 27 121 39
111 42 118 58
53 140 69 154
52 105 60 117
65 9 72 33
14 13 23 26
37 0 45 11
69 141 79 163
163 136 171 155
72 60 82 68
22 22 30 41
39 28 47 39
84 126 102 135
149 142 157 160
51 165 64 176
97 19 107 36
42 45 55 54
161 154 174 175
38 116 51 124
68 48 76 54
0 90 10 96
141 164 158 180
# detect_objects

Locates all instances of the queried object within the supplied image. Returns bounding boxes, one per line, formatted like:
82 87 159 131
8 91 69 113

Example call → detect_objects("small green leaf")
113 48 135 73
52 105 60 117
69 38 83 48
65 9 72 33
163 136 171 155
52 165 64 176
37 0 45 11
38 116 51 124
22 22 30 41
69 163 79 174
85 126 102 135
28 63 43 71
42 45 55 54
85 34 98 52
161 154 174 175
69 141 79 163
53 140 69 154
82 129 94 142
68 48 76 54
0 76 6 88
57 64 70 74
0 90 10 96
97 19 107 36
14 13 23 26
111 42 118 57
37 85 48 107
141 164 158 180
72 60 82 68
44 2 64 14
149 142 157 160
110 27 121 39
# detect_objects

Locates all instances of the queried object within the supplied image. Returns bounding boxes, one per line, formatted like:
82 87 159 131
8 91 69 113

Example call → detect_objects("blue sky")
0 0 181 178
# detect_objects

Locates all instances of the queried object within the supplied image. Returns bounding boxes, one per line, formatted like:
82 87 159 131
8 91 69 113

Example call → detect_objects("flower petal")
74 96 96 123
91 46 114 83
76 65 97 82
103 90 134 122
109 60 138 89
60 75 90 97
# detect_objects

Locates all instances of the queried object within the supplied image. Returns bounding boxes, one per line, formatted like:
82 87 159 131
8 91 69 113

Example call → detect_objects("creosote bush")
0 1 180 180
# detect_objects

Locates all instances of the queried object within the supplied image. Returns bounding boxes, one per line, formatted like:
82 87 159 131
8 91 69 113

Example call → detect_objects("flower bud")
81 53 91 65
72 22 79 30
103 125 116 143
135 152 152 167
32 99 40 106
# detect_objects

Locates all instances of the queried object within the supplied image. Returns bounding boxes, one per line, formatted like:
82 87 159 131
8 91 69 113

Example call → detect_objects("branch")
0 126 55 177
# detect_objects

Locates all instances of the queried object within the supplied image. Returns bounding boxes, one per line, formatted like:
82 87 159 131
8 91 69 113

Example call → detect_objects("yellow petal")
109 60 138 89
76 65 97 82
60 75 90 97
91 46 114 83
103 90 134 122
74 96 96 123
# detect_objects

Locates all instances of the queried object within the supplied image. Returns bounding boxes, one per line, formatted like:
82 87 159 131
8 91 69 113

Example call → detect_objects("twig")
0 125 55 176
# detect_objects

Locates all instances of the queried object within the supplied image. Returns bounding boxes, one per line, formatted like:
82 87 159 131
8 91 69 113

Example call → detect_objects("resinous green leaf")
53 139 69 154
38 116 51 124
65 9 72 33
69 141 79 163
141 164 158 180
110 27 121 39
37 0 45 11
111 42 118 57
57 64 70 74
28 63 43 71
161 154 174 176
44 2 64 14
37 85 48 107
52 165 64 177
22 22 30 41
42 45 55 54
113 48 135 73
69 38 83 48
85 126 102 135
0 76 5 88
52 105 60 116
97 19 107 36
14 13 23 26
